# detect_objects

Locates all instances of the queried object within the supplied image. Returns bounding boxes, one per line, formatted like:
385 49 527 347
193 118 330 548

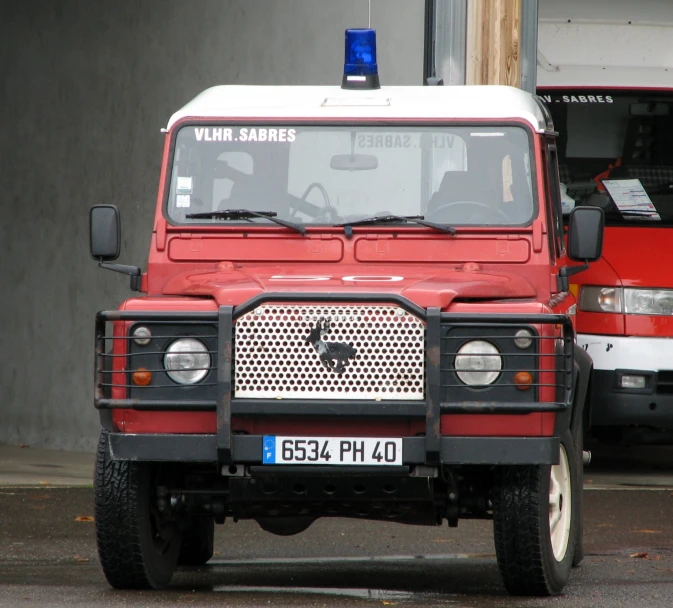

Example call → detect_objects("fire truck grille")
234 304 425 400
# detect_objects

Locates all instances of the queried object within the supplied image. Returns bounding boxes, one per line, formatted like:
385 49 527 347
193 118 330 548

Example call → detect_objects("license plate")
262 436 403 465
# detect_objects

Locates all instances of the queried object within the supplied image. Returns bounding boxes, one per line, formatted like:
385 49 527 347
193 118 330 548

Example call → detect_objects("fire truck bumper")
578 334 673 431
589 369 673 431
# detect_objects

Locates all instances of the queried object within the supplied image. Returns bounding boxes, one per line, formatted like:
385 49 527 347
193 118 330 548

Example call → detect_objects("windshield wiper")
604 209 660 218
185 209 306 235
619 212 659 218
337 214 456 238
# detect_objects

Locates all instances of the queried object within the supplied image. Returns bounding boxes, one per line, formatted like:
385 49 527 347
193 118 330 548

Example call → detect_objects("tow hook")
583 450 592 466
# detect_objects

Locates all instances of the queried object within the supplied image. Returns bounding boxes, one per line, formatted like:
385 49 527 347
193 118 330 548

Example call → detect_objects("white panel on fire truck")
166 86 547 133
538 0 673 88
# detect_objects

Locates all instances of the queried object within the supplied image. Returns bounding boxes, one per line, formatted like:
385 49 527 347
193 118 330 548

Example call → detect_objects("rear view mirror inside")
630 102 669 116
330 154 378 171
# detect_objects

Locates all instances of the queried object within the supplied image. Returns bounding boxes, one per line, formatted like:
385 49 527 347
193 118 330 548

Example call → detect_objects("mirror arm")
557 261 589 293
98 261 142 292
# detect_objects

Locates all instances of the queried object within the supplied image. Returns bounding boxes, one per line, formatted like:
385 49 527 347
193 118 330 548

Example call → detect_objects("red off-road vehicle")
90 30 604 596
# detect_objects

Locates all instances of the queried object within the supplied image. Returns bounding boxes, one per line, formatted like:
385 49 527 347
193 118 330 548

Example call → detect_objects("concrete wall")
0 1 424 451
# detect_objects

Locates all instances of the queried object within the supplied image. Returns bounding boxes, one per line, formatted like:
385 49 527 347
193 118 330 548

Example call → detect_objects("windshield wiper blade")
604 209 659 217
337 214 456 236
185 208 306 235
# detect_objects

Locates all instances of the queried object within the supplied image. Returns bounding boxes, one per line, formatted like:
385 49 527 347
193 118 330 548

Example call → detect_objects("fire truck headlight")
624 288 673 315
578 286 623 313
164 338 211 385
455 340 502 386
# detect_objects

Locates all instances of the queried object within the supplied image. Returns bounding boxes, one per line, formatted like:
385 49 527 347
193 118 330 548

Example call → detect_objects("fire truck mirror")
90 204 121 261
567 206 604 263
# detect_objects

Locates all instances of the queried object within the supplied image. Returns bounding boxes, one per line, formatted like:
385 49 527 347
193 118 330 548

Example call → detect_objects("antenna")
368 0 371 28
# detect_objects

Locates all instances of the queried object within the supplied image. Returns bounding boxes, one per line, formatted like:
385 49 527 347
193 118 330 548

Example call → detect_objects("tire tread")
94 432 174 589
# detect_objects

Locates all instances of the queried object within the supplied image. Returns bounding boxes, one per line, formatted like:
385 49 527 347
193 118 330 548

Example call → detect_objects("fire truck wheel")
492 431 578 596
178 515 215 565
94 432 182 589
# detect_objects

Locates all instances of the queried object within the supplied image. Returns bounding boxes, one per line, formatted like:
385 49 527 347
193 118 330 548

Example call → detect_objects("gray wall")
0 1 424 451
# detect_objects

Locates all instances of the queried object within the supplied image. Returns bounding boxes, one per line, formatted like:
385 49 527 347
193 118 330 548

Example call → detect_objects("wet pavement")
0 441 672 607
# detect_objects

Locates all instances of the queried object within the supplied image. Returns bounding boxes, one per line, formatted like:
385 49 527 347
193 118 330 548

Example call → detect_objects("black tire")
178 515 215 566
492 431 579 596
94 432 182 589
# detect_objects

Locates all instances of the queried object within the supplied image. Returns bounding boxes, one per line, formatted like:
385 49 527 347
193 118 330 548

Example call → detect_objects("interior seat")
425 170 492 218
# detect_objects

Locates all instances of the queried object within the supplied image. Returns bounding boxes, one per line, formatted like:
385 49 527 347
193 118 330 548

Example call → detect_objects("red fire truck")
538 2 673 443
90 29 603 596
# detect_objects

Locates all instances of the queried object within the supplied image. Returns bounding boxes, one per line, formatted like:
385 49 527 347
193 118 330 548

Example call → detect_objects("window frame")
544 139 566 262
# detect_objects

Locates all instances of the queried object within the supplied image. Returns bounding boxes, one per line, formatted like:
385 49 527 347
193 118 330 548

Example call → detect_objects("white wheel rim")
549 444 572 561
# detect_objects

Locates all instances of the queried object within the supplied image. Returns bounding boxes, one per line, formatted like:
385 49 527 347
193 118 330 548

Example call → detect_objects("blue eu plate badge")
263 436 276 464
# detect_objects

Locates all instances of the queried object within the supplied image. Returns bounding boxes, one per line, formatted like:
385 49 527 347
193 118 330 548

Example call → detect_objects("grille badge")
304 318 357 374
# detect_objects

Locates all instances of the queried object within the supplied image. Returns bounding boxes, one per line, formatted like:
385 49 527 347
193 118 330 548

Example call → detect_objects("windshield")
541 90 673 225
165 125 535 228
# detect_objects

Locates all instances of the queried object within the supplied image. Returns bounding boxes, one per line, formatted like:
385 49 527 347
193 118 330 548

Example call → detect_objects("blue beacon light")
341 28 380 90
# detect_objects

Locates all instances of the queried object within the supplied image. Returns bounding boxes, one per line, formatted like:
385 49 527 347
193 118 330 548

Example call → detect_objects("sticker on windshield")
602 179 660 220
176 176 192 194
194 128 296 143
176 194 191 208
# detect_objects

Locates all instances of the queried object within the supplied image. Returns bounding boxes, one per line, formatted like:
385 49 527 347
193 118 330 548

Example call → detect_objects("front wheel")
94 432 182 589
492 432 579 596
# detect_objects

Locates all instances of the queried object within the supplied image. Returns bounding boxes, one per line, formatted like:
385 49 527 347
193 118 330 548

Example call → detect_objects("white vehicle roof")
167 85 548 132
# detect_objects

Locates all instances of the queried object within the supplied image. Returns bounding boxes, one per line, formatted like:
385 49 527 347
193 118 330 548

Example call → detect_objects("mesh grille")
234 304 425 400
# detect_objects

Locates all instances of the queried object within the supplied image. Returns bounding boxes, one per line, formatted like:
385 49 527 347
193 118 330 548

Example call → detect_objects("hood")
162 263 537 309
601 227 673 288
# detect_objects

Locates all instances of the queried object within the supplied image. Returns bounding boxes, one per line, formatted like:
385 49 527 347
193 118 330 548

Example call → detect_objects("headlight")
578 286 623 313
455 340 502 386
625 288 673 315
164 338 211 385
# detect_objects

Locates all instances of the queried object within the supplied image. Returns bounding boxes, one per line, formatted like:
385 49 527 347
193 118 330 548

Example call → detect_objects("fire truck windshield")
542 90 673 225
166 125 535 228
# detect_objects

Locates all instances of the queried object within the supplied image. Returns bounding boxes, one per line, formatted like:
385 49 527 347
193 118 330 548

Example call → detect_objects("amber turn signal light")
513 371 533 391
132 368 152 386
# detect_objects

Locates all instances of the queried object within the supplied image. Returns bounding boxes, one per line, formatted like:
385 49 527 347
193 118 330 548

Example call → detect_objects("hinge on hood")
533 222 543 253
155 219 167 251
376 234 390 254
308 236 322 253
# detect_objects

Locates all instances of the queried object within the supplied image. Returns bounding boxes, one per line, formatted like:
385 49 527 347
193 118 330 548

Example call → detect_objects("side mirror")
567 206 604 262
90 205 121 261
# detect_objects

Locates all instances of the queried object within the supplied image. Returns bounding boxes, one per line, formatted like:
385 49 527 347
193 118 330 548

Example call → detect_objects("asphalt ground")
1 441 672 607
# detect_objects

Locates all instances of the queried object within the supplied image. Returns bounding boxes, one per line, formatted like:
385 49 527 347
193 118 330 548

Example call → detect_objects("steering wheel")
290 182 332 220
428 200 512 224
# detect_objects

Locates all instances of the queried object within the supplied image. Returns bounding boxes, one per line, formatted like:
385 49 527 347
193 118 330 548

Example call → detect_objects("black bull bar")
95 293 574 466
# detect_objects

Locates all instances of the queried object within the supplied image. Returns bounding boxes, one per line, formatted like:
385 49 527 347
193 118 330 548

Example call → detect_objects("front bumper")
106 432 560 465
590 369 673 430
96 293 574 466
577 334 673 430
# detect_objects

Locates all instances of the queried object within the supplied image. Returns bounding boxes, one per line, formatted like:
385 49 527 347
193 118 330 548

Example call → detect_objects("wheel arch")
554 344 592 437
